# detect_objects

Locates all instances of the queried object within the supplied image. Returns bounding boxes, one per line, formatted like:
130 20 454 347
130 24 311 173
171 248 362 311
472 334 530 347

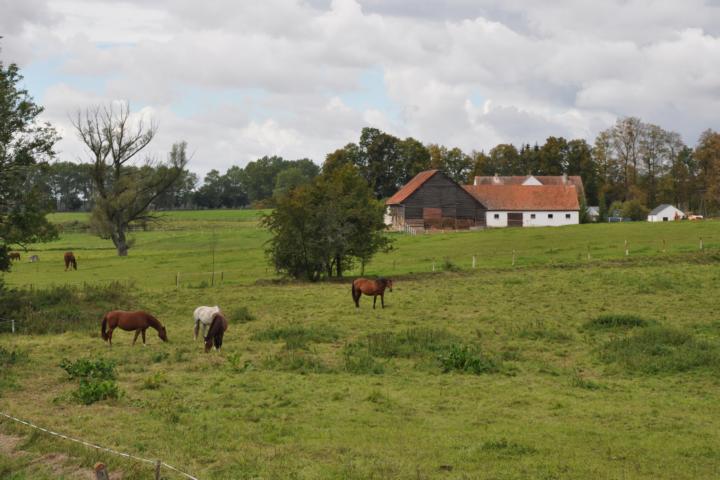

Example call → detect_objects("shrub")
60 358 116 381
252 324 338 350
599 326 720 374
441 258 461 272
60 357 120 405
438 345 500 375
584 314 652 331
231 306 256 324
75 380 119 405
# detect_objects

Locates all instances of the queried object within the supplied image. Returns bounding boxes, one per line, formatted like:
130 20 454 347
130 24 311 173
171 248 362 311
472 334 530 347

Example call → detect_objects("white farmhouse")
647 204 685 222
463 184 580 227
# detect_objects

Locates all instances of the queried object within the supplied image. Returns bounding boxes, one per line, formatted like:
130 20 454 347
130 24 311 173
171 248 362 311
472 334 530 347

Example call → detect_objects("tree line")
40 122 720 216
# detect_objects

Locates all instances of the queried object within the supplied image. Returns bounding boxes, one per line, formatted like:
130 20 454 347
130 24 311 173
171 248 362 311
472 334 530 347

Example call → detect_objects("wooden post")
662 239 666 253
625 240 629 256
155 460 161 480
176 273 179 288
94 463 110 480
432 261 435 272
472 255 476 269
512 250 516 266
221 271 224 283
11 319 14 334
700 237 704 250
587 245 591 261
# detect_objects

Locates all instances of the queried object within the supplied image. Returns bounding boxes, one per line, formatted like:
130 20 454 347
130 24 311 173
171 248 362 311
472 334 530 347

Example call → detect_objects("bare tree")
72 103 188 256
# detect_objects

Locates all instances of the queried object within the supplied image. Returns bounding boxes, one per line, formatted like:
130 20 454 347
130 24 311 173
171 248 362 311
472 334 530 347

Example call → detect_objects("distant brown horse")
9 252 21 261
352 277 393 309
204 312 228 352
64 252 77 271
101 310 168 346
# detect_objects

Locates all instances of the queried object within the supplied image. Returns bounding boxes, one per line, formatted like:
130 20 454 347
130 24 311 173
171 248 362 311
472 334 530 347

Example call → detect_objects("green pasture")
1 212 720 479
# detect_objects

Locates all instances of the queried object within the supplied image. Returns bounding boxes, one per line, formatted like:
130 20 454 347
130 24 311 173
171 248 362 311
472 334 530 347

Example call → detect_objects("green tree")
73 104 188 256
0 59 59 270
262 165 391 281
694 129 720 214
273 166 313 198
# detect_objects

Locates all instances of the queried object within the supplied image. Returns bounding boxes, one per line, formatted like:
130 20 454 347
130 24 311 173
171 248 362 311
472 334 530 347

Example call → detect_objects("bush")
599 326 720 374
75 380 119 405
438 345 500 375
584 314 653 331
60 358 116 381
60 357 120 405
621 200 650 221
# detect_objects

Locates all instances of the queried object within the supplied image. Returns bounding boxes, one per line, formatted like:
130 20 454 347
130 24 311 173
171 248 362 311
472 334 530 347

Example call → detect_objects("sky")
2 0 720 178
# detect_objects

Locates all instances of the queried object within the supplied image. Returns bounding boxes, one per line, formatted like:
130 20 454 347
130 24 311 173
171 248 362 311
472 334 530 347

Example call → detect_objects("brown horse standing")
9 252 21 261
101 310 168 346
64 252 77 271
204 313 228 352
352 277 393 309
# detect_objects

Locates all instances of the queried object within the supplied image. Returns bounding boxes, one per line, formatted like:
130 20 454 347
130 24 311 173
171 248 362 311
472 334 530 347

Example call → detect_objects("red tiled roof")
385 170 439 205
463 184 580 211
473 175 585 197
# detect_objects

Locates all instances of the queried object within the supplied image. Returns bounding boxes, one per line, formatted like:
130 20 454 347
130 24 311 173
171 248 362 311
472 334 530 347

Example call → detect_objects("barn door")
507 212 523 227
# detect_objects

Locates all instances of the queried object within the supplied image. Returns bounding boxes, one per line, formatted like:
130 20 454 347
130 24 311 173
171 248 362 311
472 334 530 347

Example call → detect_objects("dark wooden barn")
385 170 486 230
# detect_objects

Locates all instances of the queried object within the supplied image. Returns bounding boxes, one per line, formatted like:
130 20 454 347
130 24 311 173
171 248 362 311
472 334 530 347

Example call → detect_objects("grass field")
1 211 720 479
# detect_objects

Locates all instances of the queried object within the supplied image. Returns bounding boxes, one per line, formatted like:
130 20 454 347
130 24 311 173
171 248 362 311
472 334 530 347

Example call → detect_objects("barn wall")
402 173 485 224
486 211 579 227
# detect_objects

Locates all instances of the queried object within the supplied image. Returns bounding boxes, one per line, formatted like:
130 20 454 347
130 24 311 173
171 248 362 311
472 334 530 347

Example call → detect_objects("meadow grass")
0 213 720 478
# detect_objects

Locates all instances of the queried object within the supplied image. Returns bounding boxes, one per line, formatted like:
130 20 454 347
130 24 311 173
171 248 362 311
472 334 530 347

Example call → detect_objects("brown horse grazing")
204 313 228 352
351 277 393 309
9 252 21 261
101 310 168 346
64 252 77 271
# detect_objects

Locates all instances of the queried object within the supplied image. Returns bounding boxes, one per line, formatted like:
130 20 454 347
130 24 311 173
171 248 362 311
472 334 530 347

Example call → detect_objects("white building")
648 204 685 222
464 184 580 227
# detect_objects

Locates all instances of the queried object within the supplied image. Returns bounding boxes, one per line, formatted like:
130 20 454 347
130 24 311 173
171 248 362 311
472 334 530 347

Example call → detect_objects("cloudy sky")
2 0 720 177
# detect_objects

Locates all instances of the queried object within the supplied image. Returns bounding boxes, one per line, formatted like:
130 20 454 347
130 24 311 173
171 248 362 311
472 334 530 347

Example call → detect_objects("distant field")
1 212 720 479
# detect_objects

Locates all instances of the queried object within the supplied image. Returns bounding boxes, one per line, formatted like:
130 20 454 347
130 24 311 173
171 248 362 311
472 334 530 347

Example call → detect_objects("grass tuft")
584 314 653 331
438 345 500 375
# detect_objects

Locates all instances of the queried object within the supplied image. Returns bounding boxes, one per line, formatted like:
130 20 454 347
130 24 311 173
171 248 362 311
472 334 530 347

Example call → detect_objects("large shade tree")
0 59 58 271
73 103 188 256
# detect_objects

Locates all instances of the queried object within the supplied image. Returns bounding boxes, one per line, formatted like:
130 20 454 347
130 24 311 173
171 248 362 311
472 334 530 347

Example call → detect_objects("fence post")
176 273 180 289
625 240 629 256
587 245 591 261
432 261 435 272
221 271 224 283
155 460 161 480
94 463 110 480
472 255 476 269
662 239 666 253
700 237 704 250
211 271 215 287
512 250 516 266
11 319 15 334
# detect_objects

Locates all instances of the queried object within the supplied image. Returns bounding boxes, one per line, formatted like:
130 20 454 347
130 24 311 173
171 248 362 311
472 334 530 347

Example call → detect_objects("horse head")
384 278 393 292
158 325 168 342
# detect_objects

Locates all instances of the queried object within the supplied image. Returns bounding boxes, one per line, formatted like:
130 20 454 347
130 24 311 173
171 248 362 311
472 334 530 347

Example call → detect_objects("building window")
494 213 500 219
530 214 536 219
548 214 554 219
565 213 571 219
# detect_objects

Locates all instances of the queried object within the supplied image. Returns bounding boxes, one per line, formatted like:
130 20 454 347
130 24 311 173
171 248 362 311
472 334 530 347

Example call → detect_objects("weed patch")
343 348 385 375
252 324 339 349
599 326 720 374
481 439 537 456
584 314 654 331
60 358 120 404
438 345 500 375
231 306 256 323
353 328 460 359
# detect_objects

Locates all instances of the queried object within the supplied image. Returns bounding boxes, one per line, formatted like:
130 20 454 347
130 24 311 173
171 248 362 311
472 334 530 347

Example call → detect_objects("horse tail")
351 280 357 299
101 314 109 341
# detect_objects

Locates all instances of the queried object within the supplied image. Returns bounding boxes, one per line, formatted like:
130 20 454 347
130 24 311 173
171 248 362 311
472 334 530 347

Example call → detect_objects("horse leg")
133 330 141 346
142 328 147 346
107 327 114 347
381 293 385 309
373 295 377 309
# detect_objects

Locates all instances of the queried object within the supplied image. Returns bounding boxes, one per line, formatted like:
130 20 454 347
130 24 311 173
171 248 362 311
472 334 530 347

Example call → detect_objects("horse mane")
145 313 162 329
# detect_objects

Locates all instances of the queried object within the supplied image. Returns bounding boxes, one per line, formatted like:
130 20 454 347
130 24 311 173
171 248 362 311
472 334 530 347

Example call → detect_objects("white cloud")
1 0 719 176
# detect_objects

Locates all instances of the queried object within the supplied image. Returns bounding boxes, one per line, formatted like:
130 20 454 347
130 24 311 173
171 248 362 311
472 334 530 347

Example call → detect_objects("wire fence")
0 411 199 479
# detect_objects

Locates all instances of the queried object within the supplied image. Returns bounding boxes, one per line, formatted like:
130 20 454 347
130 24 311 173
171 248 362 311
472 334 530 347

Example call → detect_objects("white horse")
194 306 221 341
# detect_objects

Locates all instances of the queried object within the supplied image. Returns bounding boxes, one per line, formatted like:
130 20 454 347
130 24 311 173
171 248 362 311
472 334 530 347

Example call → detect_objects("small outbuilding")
647 204 685 222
